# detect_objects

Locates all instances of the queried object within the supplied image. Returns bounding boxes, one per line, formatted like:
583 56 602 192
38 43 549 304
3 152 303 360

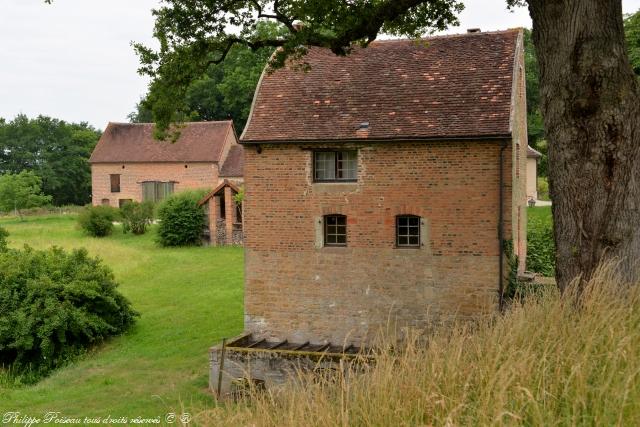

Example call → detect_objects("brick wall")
243 140 517 346
91 162 219 206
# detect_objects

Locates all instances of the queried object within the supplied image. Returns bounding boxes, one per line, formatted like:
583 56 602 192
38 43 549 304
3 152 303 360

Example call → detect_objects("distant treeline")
0 115 101 206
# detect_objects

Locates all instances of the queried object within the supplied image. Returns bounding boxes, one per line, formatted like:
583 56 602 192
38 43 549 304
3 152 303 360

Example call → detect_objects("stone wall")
243 140 520 346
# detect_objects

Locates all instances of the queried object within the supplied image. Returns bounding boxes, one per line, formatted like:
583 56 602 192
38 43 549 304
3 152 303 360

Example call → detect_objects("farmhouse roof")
527 145 543 158
241 29 521 143
90 121 235 163
220 145 244 177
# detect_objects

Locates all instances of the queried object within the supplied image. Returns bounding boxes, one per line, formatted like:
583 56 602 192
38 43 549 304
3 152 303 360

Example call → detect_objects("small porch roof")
198 179 241 206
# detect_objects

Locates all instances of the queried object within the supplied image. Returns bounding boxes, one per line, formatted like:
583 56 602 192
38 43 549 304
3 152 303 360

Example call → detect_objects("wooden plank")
291 341 310 351
267 340 288 350
246 338 266 348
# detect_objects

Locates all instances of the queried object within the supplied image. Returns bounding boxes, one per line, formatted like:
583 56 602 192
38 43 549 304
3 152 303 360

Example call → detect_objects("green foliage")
537 176 550 201
532 138 548 178
156 190 207 246
134 1 463 137
0 226 7 252
0 214 243 412
527 207 555 277
502 239 520 301
131 22 284 135
77 205 119 237
233 186 245 222
625 10 640 76
0 245 138 382
0 171 52 219
120 201 154 235
0 115 100 205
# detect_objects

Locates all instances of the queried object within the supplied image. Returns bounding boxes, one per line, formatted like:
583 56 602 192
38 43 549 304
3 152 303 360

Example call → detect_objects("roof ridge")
367 28 521 45
107 120 234 126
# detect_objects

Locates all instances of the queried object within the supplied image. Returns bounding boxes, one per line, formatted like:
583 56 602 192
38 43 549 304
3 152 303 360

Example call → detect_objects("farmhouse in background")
89 121 243 208
211 29 528 395
527 145 542 201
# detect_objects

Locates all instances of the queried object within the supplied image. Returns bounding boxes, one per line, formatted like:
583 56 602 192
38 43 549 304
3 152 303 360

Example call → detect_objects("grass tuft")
198 261 640 426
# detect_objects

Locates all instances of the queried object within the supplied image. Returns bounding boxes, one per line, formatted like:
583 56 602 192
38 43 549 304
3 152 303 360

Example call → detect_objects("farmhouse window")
396 215 421 247
141 181 174 203
110 174 121 192
314 151 357 182
324 215 347 246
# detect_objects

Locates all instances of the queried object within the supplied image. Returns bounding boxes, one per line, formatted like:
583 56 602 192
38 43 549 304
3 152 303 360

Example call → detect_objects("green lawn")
0 215 243 418
528 205 552 225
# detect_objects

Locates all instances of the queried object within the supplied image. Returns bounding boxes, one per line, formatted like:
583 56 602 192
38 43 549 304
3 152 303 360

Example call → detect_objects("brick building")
89 121 243 207
238 29 528 347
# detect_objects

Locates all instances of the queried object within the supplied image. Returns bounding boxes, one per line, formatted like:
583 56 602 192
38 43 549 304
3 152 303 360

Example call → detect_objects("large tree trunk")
528 0 640 290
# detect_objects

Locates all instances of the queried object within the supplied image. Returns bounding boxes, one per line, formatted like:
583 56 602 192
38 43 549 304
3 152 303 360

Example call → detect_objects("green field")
0 215 243 419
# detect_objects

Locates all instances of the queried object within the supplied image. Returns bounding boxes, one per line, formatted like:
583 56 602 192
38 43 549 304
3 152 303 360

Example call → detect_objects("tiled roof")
241 30 521 143
527 145 543 158
220 145 244 177
90 121 234 163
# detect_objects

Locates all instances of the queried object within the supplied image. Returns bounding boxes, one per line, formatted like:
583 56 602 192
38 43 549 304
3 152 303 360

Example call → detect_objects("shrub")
77 205 119 237
0 226 7 251
0 246 138 382
537 176 550 201
527 207 555 277
120 201 154 235
200 263 640 426
156 190 207 247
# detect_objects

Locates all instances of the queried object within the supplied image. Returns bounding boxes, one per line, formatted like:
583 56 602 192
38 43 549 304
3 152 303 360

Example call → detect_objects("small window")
314 151 357 182
110 174 121 193
101 199 110 206
396 215 421 247
324 215 347 247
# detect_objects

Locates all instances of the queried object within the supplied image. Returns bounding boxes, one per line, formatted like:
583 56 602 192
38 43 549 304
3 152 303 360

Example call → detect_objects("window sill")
312 182 358 194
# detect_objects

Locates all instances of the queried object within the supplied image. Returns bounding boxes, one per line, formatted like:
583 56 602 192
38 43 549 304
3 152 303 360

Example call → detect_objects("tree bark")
528 0 640 290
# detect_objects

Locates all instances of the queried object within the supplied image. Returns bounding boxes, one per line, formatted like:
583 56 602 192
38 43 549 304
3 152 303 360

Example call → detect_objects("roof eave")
240 134 513 145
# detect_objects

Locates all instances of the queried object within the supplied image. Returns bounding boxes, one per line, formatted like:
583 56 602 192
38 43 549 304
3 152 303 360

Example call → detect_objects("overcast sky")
1 0 640 130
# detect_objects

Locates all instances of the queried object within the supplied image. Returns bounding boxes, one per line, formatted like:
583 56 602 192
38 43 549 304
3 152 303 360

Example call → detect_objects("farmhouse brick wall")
91 162 219 207
243 140 516 346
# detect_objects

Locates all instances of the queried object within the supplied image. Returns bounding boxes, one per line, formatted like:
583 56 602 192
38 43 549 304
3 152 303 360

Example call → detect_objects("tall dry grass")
199 263 640 426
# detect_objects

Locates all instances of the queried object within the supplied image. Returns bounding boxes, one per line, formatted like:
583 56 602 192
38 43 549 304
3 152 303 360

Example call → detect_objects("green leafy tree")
0 115 101 206
136 0 640 291
625 10 640 75
130 21 283 133
0 171 52 219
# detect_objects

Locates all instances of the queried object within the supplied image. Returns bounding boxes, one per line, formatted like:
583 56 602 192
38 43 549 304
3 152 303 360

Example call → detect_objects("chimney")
467 28 481 33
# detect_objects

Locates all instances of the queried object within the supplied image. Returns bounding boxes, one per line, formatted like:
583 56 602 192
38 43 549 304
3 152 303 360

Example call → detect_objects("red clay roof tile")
90 121 234 163
241 30 520 143
220 145 244 177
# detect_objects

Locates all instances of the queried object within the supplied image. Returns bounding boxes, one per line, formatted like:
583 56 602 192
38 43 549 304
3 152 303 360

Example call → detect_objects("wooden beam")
246 338 266 348
267 340 288 350
291 341 310 351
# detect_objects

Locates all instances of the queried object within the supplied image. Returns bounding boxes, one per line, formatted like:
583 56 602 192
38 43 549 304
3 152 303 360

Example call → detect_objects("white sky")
1 0 640 130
